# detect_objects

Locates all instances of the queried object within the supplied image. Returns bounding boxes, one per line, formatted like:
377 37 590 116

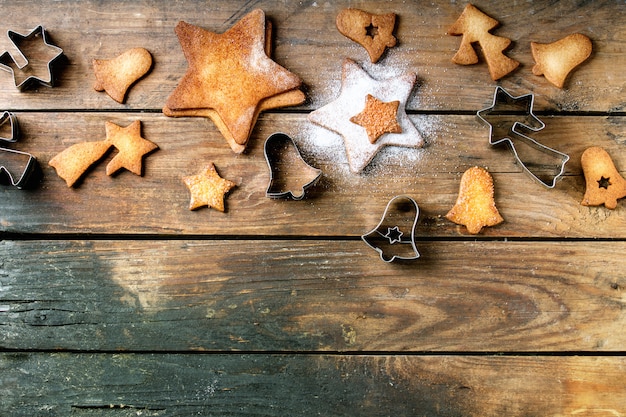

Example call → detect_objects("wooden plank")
0 1 621 112
1 352 625 416
1 112 625 237
2 239 625 352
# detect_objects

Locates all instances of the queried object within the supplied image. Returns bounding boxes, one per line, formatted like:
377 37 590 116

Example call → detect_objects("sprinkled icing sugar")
308 59 424 173
298 56 443 180
297 113 440 177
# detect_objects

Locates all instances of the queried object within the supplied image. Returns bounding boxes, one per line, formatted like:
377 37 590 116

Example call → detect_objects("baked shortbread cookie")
336 8 397 63
448 3 519 80
93 47 153 103
163 10 305 153
531 33 592 88
446 166 504 234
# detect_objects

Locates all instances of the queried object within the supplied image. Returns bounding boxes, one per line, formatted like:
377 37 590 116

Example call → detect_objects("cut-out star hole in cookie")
183 163 236 212
308 58 423 173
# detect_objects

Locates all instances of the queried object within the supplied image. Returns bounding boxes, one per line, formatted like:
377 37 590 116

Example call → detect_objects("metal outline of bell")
361 195 420 262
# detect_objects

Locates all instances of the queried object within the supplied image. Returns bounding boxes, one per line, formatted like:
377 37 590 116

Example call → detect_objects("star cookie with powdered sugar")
308 58 423 173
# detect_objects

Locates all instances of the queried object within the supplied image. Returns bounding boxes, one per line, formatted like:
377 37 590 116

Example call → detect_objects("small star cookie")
183 163 236 212
104 120 159 176
308 58 423 173
350 94 402 144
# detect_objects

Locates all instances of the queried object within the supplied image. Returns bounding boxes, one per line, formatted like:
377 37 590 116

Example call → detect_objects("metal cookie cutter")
0 112 39 188
264 132 322 200
0 25 64 90
0 111 19 142
361 195 420 263
477 86 570 188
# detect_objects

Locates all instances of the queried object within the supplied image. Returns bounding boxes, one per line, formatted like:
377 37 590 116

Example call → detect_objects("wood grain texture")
1 353 625 417
1 239 625 352
0 1 624 415
0 112 624 237
0 1 621 112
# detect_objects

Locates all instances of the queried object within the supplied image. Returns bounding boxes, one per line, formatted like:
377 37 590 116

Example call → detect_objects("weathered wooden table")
1 1 625 415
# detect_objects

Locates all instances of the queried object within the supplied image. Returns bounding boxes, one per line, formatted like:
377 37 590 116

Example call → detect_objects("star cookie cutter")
264 132 322 200
0 25 64 90
361 195 420 263
0 112 39 188
477 86 570 188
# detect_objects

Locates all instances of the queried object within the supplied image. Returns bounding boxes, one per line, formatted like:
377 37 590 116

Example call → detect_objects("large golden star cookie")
163 9 305 154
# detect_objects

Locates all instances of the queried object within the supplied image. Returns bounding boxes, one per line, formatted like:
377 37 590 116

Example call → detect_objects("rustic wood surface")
0 0 624 415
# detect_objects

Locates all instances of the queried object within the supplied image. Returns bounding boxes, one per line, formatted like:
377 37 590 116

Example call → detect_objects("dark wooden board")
2 353 625 416
1 1 625 415
2 239 624 352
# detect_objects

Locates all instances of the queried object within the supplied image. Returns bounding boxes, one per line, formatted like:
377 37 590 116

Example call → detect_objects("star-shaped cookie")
163 9 305 154
49 120 158 187
308 59 423 173
350 94 402 144
183 163 236 212
104 120 158 176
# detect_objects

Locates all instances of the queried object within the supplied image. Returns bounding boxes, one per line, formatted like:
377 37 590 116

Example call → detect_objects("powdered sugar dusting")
308 59 424 173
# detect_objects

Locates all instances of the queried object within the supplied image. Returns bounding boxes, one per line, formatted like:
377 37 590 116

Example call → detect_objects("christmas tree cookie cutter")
263 132 322 200
477 86 569 188
0 25 64 90
0 112 39 188
361 195 420 263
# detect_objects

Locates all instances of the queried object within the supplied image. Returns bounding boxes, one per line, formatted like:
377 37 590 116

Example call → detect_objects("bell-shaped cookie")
362 195 420 262
336 8 397 63
93 47 153 103
446 166 503 234
581 146 626 209
531 33 592 88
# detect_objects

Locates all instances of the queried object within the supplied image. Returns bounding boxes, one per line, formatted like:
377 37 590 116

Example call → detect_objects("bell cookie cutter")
477 86 569 188
0 112 38 188
361 195 420 263
264 132 322 200
0 25 64 90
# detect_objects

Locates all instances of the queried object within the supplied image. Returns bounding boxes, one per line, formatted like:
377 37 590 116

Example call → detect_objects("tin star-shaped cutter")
0 25 64 90
477 86 569 188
